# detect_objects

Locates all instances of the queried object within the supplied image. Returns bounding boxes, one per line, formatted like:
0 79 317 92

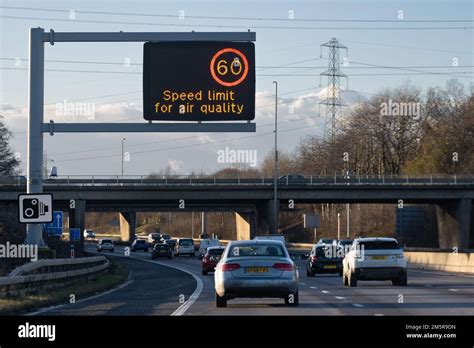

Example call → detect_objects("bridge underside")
1 185 472 247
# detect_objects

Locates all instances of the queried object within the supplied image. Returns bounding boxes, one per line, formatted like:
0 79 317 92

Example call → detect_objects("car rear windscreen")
208 249 224 256
359 241 399 250
179 239 193 246
228 244 285 257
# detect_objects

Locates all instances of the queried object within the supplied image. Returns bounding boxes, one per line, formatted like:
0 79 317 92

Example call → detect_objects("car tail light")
273 263 294 271
221 263 240 271
310 256 317 263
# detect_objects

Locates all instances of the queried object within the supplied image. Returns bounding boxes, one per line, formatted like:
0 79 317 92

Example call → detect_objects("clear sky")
0 0 473 176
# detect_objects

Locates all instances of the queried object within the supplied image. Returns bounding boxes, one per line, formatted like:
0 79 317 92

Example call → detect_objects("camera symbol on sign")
23 198 49 219
18 194 53 223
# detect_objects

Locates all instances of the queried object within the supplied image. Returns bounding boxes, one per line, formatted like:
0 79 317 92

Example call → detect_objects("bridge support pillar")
119 212 136 243
69 199 86 242
436 199 472 249
253 200 280 236
235 211 256 240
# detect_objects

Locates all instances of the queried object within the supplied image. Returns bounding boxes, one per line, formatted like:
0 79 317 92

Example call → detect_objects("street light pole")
273 81 278 233
121 137 126 179
346 203 350 238
337 212 341 240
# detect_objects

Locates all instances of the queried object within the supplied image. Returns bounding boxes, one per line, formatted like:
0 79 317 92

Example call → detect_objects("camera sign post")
18 193 53 224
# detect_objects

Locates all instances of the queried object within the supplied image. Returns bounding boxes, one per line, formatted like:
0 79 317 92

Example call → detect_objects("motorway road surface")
34 245 474 316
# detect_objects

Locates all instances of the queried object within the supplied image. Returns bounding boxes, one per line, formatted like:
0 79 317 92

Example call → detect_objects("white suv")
342 237 407 287
175 238 195 257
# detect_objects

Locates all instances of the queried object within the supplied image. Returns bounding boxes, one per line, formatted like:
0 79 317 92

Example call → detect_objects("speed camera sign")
18 193 53 223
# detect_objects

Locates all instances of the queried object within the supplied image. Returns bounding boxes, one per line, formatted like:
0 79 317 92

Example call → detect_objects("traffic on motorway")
92 232 410 307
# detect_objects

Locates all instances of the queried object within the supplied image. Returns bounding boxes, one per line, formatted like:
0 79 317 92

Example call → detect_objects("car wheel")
348 271 357 287
202 270 208 275
338 270 343 277
175 253 179 257
110 249 114 253
215 292 227 308
393 272 407 286
285 290 299 306
306 269 310 277
168 256 172 259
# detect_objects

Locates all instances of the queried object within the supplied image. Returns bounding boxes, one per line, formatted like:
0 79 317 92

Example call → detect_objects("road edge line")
27 270 134 316
90 251 203 316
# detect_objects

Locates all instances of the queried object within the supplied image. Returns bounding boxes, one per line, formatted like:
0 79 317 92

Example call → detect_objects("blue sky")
0 0 473 176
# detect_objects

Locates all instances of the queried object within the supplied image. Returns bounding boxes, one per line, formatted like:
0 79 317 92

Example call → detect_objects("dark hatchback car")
201 246 226 275
164 238 177 249
151 243 173 259
131 239 149 252
306 244 343 277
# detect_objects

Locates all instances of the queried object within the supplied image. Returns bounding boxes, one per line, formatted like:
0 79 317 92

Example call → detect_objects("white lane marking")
90 249 203 316
300 283 306 286
424 284 433 287
335 296 346 300
310 286 318 289
352 304 364 308
374 313 384 316
27 272 134 316
448 288 459 292
321 290 330 294
124 255 203 316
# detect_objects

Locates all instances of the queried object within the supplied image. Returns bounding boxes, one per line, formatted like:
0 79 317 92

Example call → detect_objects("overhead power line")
1 15 472 30
1 6 473 23
2 67 472 77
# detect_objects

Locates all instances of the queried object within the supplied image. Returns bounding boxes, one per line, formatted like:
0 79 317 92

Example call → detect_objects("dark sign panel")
143 41 255 121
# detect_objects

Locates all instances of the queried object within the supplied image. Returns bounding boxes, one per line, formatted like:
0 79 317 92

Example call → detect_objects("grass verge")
0 259 129 315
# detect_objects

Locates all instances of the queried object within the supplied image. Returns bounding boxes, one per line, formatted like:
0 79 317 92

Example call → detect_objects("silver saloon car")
214 240 299 307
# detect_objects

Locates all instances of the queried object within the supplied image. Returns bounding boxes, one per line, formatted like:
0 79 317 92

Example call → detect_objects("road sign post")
24 28 256 246
25 28 46 246
304 214 321 243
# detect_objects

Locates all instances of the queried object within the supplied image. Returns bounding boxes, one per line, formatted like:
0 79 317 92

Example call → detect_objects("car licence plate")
245 267 268 273
371 255 387 260
324 265 337 269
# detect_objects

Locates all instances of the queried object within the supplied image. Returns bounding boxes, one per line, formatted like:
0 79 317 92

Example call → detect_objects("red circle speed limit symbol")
210 48 249 87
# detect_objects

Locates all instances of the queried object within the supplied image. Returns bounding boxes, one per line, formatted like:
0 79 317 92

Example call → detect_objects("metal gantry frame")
26 28 256 245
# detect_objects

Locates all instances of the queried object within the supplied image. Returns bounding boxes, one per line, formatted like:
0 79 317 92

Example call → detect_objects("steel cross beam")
26 28 256 245
43 122 256 134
